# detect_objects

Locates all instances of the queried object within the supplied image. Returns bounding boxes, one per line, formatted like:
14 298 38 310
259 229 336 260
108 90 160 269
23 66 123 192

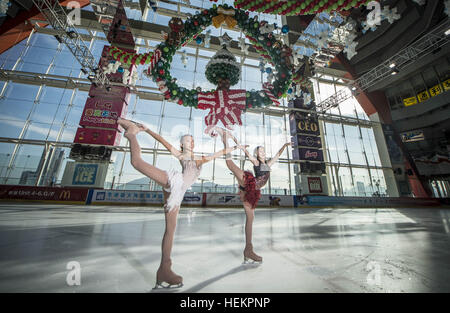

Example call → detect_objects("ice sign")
72 164 98 185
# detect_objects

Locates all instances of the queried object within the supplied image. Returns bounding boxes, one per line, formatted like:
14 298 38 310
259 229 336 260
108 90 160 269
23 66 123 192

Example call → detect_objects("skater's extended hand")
134 122 148 132
214 127 237 142
117 118 147 138
237 144 249 150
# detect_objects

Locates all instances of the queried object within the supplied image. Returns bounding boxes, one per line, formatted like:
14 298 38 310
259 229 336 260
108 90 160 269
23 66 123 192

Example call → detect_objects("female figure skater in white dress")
215 127 291 263
117 118 243 288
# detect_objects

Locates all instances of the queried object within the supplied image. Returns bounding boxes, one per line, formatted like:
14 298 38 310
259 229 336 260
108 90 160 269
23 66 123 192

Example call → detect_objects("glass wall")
313 77 389 196
0 0 390 197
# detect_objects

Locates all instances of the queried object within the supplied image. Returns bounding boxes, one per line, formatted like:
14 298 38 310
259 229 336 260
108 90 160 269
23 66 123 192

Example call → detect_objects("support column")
288 88 328 196
370 113 399 197
61 0 135 188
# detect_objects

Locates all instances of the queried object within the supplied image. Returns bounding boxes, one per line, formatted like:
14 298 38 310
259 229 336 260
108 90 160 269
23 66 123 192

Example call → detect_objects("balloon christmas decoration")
205 43 241 87
102 60 121 75
234 0 371 16
108 47 154 66
106 4 295 131
147 4 293 111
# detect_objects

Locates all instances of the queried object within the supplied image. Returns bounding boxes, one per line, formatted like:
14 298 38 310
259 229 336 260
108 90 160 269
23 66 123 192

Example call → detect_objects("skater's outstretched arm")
196 144 244 167
143 127 182 159
241 146 259 166
267 142 292 167
216 127 258 165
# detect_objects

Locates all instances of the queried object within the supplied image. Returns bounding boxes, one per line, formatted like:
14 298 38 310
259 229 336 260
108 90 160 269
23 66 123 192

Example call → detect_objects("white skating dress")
163 158 202 212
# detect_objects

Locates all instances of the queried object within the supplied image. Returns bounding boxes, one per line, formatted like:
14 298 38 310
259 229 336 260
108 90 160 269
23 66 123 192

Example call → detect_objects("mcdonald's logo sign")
59 190 71 200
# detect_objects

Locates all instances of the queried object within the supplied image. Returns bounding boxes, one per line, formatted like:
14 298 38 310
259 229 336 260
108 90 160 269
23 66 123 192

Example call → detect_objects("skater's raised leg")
118 118 169 187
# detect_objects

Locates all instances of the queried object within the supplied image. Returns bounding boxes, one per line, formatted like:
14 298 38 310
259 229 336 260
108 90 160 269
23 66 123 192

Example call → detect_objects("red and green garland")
234 0 372 16
108 4 329 110
108 47 155 65
107 4 295 110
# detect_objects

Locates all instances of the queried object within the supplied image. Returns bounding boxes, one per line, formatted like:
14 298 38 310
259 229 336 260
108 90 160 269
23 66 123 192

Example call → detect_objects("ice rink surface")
0 203 449 293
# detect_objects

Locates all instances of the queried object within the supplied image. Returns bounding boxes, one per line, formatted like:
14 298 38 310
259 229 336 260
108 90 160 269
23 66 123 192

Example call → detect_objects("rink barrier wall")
86 190 295 208
0 185 446 208
0 185 89 204
86 189 204 207
300 196 441 207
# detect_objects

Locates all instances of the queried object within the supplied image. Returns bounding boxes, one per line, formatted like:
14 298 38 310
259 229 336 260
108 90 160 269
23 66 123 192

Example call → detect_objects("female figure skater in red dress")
117 118 242 288
216 127 291 263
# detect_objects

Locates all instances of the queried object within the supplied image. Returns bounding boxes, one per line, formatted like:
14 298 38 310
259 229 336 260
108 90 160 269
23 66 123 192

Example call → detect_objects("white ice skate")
152 281 184 290
243 244 263 265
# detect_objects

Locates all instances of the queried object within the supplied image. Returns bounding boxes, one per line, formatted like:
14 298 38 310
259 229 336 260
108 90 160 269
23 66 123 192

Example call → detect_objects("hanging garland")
108 46 156 66
106 4 297 111
145 4 293 109
233 0 371 16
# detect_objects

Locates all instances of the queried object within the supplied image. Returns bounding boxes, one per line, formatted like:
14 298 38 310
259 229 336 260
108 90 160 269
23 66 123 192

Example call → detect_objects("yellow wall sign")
443 78 450 91
429 84 443 97
417 90 430 102
403 97 418 107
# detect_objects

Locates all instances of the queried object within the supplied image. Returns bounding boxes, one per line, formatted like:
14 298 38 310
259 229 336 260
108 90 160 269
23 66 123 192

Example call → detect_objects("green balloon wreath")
149 3 293 109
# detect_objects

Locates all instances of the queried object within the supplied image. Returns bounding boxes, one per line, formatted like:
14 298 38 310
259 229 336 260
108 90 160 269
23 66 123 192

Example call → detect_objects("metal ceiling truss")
317 18 450 113
30 0 110 87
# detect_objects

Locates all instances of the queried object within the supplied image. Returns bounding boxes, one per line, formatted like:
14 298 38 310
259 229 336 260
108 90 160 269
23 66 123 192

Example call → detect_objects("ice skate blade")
243 258 263 265
152 282 184 290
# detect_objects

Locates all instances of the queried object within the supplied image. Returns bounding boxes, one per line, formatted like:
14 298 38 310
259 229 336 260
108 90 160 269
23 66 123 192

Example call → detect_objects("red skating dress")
239 161 270 209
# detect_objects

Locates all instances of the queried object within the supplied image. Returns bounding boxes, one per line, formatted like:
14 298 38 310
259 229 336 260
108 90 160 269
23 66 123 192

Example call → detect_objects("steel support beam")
31 0 110 87
317 18 450 113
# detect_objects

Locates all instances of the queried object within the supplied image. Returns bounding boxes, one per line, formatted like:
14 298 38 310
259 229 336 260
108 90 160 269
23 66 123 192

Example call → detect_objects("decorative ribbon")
197 89 247 136
262 82 280 106
212 6 237 29
145 49 162 77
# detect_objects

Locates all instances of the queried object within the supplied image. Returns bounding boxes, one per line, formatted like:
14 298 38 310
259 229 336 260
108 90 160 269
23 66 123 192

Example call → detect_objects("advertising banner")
0 185 88 202
74 127 122 146
307 177 323 193
289 112 320 136
443 78 450 91
304 196 440 207
88 189 203 206
293 147 324 162
401 130 425 143
293 134 322 148
72 163 98 185
403 96 417 107
428 83 443 97
89 85 131 103
417 90 430 102
296 175 328 195
204 193 294 207
79 97 127 129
